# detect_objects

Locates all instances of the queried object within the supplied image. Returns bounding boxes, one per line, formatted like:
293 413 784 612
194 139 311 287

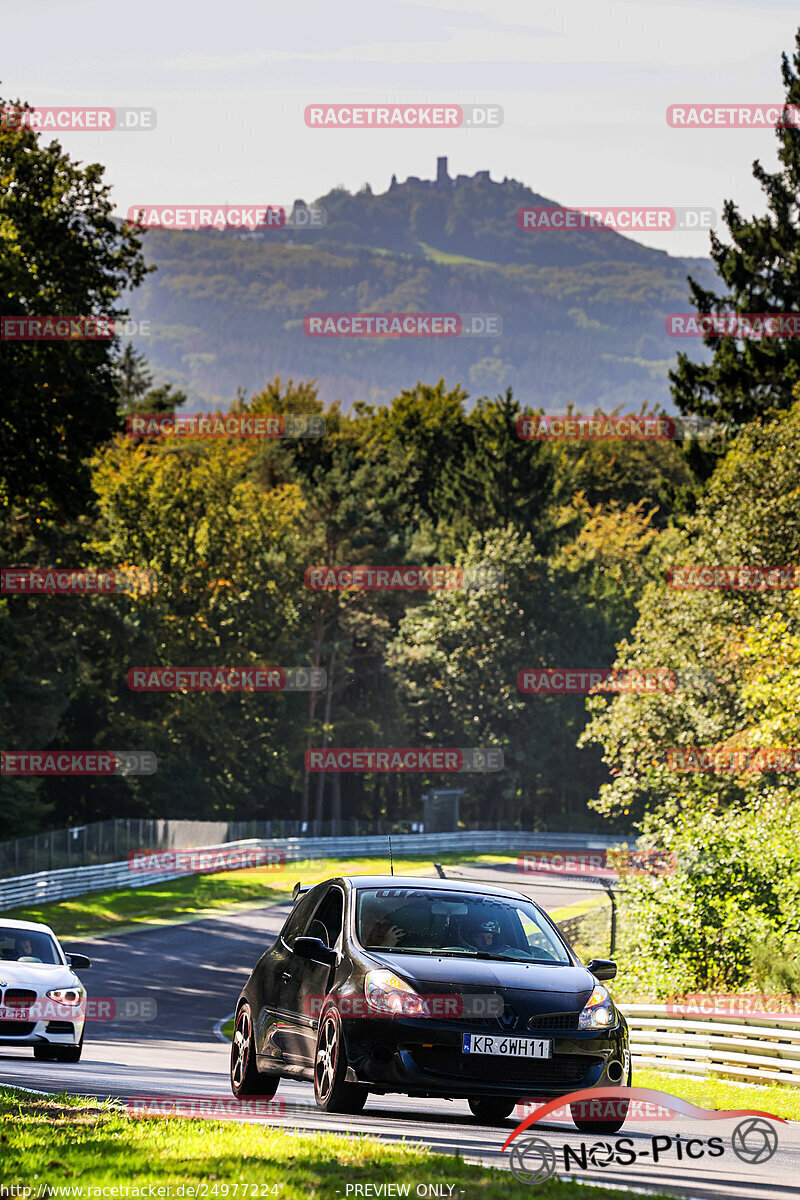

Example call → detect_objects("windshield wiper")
368 947 564 964
468 952 534 962
367 946 426 954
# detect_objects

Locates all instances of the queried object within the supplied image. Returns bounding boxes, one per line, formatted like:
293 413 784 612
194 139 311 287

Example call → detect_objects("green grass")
549 895 608 923
635 1068 800 1121
0 1087 671 1199
5 853 514 941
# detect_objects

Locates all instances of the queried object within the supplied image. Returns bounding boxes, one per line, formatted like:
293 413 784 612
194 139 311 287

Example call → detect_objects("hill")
126 159 716 409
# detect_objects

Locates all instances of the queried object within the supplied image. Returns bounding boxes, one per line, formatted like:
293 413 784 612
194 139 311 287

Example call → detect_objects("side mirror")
67 953 92 969
587 958 616 981
293 936 336 967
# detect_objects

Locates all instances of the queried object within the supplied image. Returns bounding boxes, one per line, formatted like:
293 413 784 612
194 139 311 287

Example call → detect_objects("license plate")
462 1033 552 1058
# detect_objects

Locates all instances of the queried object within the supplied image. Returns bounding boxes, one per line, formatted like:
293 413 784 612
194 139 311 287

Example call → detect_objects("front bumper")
341 1014 628 1099
0 1014 85 1048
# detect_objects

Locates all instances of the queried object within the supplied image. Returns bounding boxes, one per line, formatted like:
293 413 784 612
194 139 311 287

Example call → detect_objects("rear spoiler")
292 882 310 903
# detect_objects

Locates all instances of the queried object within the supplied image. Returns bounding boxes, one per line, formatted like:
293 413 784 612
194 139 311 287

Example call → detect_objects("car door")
256 885 324 1064
278 885 345 1066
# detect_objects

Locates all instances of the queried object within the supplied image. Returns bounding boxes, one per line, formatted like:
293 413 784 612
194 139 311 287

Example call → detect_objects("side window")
281 885 325 948
306 887 345 948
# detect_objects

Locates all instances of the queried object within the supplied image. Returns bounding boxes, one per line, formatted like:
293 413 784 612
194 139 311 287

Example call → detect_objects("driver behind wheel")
461 915 515 954
14 936 41 962
363 915 406 948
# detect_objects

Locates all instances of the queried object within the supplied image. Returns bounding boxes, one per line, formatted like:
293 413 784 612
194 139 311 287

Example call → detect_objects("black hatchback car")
230 875 630 1130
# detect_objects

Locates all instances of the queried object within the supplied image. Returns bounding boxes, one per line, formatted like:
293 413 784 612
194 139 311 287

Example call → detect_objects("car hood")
369 951 595 1002
0 961 80 991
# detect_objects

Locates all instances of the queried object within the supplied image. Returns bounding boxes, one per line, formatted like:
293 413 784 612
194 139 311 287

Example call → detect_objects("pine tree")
115 343 152 410
670 30 800 425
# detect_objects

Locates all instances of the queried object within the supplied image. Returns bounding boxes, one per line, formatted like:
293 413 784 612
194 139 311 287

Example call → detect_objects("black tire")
56 1029 84 1063
313 1008 368 1114
468 1097 517 1124
230 1003 279 1099
570 1059 631 1134
33 1045 57 1061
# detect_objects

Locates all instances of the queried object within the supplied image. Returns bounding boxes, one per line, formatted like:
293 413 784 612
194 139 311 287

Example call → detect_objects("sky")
3 0 800 256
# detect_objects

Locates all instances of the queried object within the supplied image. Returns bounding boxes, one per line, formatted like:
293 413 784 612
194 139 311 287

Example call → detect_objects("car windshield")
355 887 571 964
0 927 61 965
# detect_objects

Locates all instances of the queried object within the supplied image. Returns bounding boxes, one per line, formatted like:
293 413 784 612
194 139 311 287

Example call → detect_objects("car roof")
335 874 530 901
0 918 59 937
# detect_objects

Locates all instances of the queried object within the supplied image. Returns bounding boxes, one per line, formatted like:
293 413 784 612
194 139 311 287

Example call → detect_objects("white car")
0 918 91 1062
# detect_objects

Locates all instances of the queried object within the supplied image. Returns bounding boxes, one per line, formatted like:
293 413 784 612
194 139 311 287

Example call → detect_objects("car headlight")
364 970 431 1017
46 989 84 1006
578 984 615 1030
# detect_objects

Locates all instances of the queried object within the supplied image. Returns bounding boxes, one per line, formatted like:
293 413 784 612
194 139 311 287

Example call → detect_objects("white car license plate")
462 1033 552 1058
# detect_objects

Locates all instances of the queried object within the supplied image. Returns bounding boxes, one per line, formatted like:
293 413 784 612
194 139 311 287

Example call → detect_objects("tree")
387 526 627 828
670 30 800 425
88 434 307 818
113 343 188 421
0 93 149 516
581 393 800 823
115 344 153 409
612 792 800 997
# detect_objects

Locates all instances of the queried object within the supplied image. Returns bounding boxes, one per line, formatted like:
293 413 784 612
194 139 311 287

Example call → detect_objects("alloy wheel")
231 1008 251 1092
315 1015 338 1102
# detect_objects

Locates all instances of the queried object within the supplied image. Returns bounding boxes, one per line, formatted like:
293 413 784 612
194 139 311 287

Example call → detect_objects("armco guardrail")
0 817 625 877
623 1004 800 1087
0 830 624 911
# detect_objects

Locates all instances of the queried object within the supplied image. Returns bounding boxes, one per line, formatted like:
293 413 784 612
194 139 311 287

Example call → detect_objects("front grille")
460 1010 581 1032
3 989 37 1007
46 1021 74 1034
528 1012 580 1032
409 1046 597 1087
0 1022 36 1036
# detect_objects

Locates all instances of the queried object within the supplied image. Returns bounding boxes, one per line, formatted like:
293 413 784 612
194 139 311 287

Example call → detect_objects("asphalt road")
0 875 796 1199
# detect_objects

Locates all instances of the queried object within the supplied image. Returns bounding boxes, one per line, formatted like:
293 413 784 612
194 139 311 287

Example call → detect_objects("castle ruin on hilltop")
388 157 499 190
